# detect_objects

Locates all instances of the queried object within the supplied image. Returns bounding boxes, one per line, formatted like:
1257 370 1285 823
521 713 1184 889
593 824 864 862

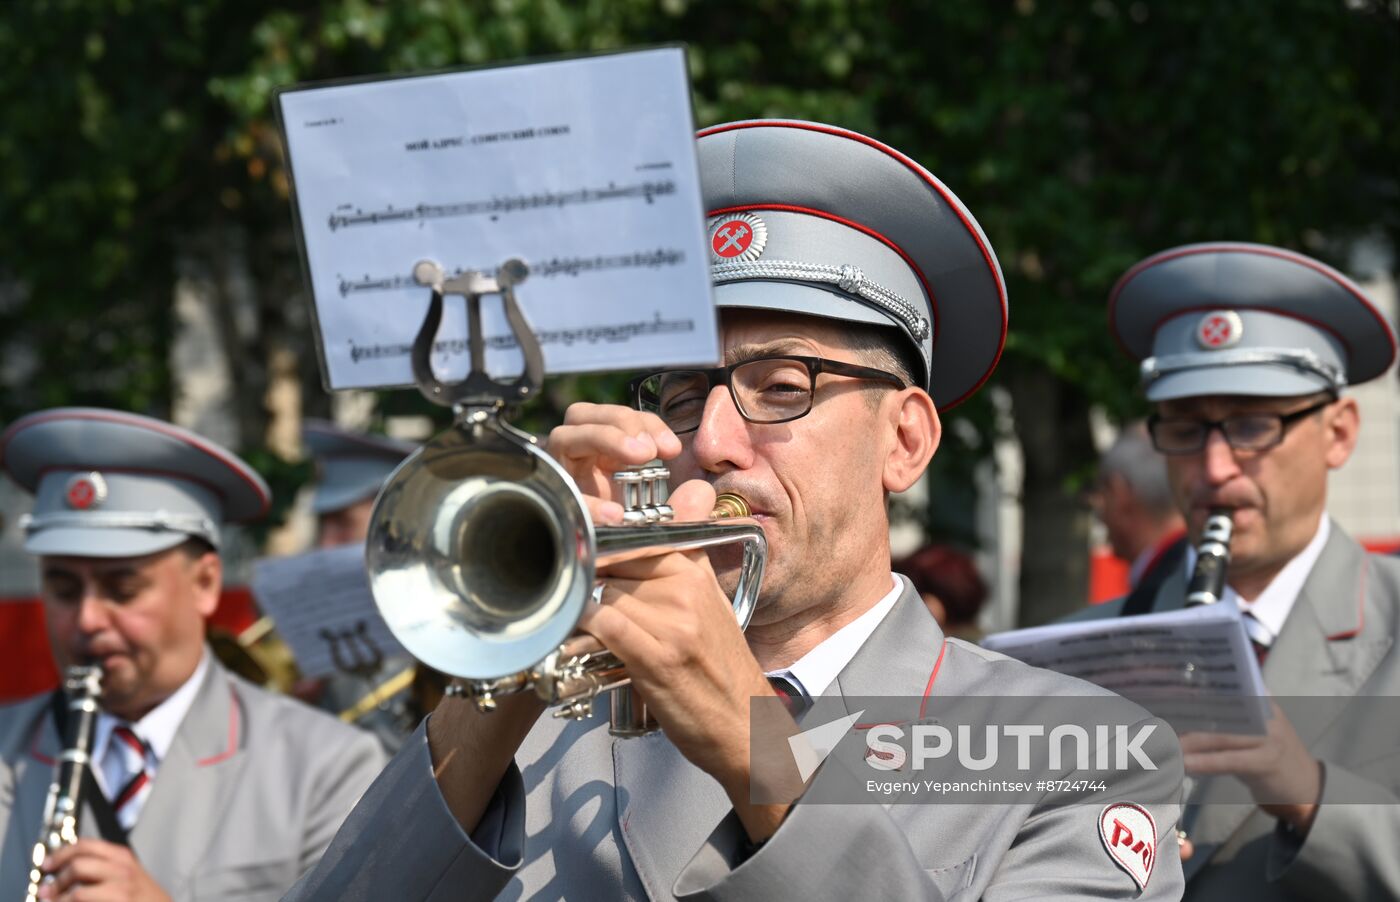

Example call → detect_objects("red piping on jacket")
1326 557 1367 641
196 689 241 766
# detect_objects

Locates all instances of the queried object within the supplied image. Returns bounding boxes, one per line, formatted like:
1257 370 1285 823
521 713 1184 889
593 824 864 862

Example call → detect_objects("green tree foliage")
2 0 1396 616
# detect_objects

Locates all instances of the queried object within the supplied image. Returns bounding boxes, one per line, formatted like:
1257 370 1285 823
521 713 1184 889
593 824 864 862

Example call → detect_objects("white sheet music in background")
251 544 407 679
981 603 1271 735
277 46 719 390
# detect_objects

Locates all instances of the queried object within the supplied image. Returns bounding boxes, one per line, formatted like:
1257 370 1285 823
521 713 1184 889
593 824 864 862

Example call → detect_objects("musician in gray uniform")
289 120 1185 900
302 419 414 550
0 409 388 901
299 420 422 752
1075 243 1400 900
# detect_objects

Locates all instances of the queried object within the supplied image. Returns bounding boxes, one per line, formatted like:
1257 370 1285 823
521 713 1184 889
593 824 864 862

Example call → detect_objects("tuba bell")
364 259 766 735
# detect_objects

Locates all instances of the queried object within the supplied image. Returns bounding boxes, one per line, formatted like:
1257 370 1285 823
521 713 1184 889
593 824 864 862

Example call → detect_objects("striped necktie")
104 725 153 829
1241 611 1272 666
767 673 811 716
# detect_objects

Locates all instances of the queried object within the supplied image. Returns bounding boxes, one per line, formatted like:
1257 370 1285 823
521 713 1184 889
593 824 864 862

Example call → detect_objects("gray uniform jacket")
1070 521 1400 900
287 581 1186 900
0 653 388 901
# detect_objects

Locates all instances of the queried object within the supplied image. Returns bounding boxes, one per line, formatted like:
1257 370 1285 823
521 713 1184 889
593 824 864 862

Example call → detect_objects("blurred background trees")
2 0 1397 623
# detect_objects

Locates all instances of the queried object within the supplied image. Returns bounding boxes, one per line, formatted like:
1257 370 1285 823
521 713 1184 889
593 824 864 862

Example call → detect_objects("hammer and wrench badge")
1196 310 1244 350
1098 802 1157 890
708 212 768 264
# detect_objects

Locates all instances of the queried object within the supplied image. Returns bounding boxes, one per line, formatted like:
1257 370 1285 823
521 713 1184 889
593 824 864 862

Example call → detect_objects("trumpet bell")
367 423 597 680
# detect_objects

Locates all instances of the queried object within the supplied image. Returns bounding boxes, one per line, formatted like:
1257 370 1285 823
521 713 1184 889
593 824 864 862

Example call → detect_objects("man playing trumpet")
291 120 1185 900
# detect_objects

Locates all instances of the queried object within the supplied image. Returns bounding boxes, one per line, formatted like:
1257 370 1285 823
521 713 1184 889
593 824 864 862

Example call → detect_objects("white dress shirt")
93 649 209 801
766 574 902 698
1184 514 1329 647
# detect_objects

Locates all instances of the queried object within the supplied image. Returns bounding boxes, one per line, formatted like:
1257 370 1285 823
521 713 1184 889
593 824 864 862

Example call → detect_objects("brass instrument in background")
365 259 767 736
208 616 301 694
25 666 101 902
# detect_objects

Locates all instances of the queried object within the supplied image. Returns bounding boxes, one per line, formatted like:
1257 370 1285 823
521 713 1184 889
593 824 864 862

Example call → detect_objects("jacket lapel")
613 580 943 900
831 580 948 707
8 697 62 865
1264 526 1390 706
127 655 250 894
613 730 730 901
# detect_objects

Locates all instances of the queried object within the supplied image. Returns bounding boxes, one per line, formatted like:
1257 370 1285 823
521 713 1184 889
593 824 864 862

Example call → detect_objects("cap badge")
709 213 767 264
64 472 108 511
1196 310 1243 350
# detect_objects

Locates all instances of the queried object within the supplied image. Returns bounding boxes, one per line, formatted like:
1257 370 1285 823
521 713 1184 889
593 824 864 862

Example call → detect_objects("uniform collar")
93 648 209 778
766 573 901 697
1185 514 1329 645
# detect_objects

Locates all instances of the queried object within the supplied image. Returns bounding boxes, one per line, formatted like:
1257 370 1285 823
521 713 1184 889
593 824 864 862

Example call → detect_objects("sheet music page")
277 46 719 390
250 544 407 679
981 603 1271 734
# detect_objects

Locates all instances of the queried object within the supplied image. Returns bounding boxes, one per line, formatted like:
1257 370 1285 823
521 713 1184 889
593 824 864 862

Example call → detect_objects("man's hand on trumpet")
549 403 795 842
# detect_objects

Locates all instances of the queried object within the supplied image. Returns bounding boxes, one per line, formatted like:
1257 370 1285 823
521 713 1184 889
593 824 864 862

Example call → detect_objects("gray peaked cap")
302 419 415 515
1110 242 1396 401
697 120 1008 408
0 408 270 557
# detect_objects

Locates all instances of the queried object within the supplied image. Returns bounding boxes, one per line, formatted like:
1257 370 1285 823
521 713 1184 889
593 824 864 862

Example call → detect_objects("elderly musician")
0 408 387 902
288 120 1185 900
1092 421 1187 600
1076 243 1400 900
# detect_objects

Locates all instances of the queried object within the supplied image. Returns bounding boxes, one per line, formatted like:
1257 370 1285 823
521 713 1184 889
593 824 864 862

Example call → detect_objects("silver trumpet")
25 666 102 902
365 259 766 736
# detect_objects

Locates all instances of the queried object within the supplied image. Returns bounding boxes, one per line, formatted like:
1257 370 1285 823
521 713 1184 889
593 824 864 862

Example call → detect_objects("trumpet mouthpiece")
712 494 751 520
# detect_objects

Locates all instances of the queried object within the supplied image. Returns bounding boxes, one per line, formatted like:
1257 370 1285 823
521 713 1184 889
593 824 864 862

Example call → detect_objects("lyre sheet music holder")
274 45 721 393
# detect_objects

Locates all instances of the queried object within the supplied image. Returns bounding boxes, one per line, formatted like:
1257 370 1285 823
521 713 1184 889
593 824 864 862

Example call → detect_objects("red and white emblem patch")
1196 310 1243 350
64 472 108 511
708 213 768 263
1099 803 1157 890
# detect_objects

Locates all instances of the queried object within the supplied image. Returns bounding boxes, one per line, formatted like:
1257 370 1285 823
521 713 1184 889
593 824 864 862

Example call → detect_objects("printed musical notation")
326 180 678 232
277 47 718 389
251 544 408 680
345 311 697 365
336 248 686 297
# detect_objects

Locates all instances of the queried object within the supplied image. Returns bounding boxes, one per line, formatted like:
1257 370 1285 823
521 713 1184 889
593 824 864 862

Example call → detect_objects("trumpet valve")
615 468 675 525
554 698 596 721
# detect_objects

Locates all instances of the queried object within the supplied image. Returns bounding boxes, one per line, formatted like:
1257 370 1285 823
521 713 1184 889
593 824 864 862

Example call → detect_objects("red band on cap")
699 120 1007 409
1108 243 1397 367
0 410 269 520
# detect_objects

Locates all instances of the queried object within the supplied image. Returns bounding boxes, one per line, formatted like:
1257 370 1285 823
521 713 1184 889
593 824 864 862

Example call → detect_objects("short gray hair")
1100 421 1175 516
840 322 920 391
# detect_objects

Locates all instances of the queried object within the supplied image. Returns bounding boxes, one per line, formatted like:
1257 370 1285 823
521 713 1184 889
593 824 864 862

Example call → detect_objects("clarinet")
24 666 102 902
1185 509 1233 607
1176 509 1235 849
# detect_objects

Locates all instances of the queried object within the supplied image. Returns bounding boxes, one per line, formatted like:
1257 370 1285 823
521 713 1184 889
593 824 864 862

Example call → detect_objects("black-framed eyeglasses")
630 355 907 435
1147 398 1334 455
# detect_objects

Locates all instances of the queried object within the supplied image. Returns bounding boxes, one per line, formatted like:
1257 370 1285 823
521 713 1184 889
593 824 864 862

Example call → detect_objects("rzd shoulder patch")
1098 802 1157 890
